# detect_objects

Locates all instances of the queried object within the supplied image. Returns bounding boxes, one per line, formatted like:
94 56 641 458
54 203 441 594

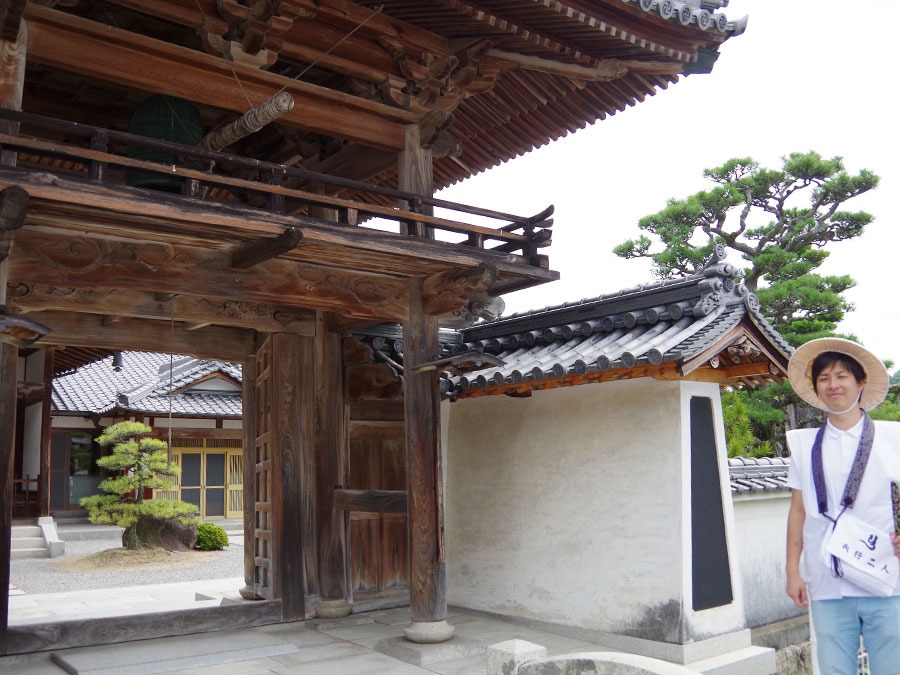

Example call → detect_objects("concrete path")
2 601 617 674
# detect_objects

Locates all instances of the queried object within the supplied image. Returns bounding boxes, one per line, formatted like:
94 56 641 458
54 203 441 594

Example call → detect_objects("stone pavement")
1 603 620 674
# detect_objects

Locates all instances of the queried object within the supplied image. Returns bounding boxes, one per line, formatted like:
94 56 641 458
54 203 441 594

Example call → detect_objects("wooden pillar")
398 124 434 237
239 347 261 600
313 312 349 618
1 342 17 655
38 348 53 516
249 332 317 621
402 279 453 643
0 14 25 657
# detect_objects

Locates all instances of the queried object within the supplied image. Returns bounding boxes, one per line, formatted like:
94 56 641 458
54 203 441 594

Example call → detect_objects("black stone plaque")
690 396 733 611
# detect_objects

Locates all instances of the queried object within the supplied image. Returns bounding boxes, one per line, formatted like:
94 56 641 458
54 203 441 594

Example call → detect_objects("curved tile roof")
444 246 793 396
729 456 790 495
52 352 242 418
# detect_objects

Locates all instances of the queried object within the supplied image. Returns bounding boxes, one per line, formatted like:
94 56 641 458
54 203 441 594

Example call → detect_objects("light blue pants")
811 597 900 675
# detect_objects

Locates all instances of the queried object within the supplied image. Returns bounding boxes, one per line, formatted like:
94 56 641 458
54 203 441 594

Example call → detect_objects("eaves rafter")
527 0 711 62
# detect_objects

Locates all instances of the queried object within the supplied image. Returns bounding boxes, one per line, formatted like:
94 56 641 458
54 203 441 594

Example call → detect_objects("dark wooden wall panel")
344 337 409 601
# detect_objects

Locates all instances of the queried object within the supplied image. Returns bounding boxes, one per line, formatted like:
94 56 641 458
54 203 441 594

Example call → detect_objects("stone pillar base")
316 598 352 619
404 620 455 643
239 585 264 600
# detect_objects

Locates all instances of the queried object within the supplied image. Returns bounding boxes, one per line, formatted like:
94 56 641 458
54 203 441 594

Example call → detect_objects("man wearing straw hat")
785 338 900 674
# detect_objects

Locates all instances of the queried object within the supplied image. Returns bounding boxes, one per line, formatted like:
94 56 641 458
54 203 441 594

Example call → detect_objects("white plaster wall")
445 378 686 641
21 403 42 483
52 415 97 429
150 417 217 428
222 419 242 429
23 350 45 381
732 492 803 627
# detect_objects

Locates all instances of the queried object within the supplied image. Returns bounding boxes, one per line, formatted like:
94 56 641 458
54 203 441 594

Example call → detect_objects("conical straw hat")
787 338 888 411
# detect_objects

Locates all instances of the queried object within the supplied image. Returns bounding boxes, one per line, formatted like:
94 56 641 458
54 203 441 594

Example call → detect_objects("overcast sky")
438 0 899 369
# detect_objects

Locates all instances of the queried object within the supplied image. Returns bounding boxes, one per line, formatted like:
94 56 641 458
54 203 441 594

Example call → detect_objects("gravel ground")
9 535 245 595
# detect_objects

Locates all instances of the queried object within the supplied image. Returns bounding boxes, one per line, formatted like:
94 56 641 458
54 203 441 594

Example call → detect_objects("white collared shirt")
787 418 900 600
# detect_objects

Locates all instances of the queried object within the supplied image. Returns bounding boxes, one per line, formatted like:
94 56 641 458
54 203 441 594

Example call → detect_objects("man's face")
814 361 865 412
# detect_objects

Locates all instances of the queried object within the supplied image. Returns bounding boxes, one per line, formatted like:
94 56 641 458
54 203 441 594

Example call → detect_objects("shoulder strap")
811 412 875 516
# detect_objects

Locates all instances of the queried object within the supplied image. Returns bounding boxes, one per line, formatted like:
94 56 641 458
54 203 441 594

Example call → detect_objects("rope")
194 0 254 108
275 5 384 94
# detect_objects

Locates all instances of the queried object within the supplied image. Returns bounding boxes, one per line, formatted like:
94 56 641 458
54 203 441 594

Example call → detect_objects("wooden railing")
13 476 39 519
0 109 553 265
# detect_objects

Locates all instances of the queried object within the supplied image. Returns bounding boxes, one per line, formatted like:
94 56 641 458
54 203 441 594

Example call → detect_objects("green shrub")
195 523 229 551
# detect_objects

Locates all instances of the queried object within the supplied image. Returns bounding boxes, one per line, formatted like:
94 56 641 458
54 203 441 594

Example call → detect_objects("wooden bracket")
0 0 25 42
230 228 303 269
0 184 28 263
411 350 504 375
0 308 49 347
422 262 497 315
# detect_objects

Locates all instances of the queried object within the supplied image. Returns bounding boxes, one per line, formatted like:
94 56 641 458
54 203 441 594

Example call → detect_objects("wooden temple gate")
0 13 557 656
0 0 739 655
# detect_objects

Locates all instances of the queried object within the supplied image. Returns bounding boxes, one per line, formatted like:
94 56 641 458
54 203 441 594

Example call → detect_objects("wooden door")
347 421 409 600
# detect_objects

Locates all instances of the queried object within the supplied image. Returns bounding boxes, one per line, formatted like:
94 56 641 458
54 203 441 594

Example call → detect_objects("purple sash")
811 412 874 519
810 412 875 579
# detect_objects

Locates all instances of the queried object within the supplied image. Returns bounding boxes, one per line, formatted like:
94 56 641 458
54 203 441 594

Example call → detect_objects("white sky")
438 0 900 369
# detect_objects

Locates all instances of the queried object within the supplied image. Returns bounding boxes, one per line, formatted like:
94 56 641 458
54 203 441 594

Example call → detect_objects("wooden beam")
29 311 253 363
104 0 447 64
334 489 407 514
8 284 316 335
0 342 17 655
301 143 395 187
4 600 283 655
289 0 447 57
721 362 775 378
230 229 303 270
402 278 449 631
9 230 410 322
0 169 554 285
24 4 415 151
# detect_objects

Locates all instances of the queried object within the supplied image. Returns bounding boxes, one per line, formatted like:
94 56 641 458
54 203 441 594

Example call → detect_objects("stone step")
688 645 776 675
11 537 45 550
56 526 123 542
11 526 42 538
10 548 49 560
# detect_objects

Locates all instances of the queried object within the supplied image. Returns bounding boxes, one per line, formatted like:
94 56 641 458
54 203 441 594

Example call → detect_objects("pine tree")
81 421 198 549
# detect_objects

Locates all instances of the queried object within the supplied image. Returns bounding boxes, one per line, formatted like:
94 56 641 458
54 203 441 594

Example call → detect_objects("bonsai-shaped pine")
80 421 199 549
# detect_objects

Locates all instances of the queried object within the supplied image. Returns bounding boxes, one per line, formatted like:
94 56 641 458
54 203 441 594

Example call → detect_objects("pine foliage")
81 421 199 534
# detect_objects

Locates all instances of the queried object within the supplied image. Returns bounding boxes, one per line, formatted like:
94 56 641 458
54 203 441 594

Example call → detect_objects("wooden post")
239 347 262 600
314 312 350 617
398 124 434 238
38 348 53 516
270 332 317 621
0 16 24 657
1 342 17 655
402 279 453 643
